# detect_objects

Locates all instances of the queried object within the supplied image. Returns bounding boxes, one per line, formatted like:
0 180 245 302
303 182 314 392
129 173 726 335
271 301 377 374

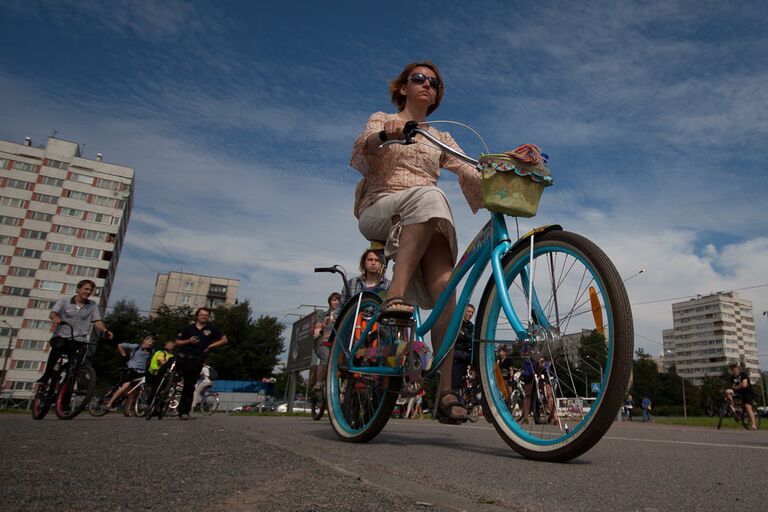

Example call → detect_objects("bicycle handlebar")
314 267 337 273
378 121 479 166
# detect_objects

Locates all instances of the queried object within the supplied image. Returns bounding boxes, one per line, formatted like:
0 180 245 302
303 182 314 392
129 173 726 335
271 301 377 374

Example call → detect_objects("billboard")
286 311 317 371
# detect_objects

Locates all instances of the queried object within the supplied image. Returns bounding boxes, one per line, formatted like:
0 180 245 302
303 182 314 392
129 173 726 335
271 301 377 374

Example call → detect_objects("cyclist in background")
192 364 215 409
37 279 112 385
175 308 227 420
104 336 154 410
729 363 757 430
338 249 391 306
146 340 175 401
313 292 342 391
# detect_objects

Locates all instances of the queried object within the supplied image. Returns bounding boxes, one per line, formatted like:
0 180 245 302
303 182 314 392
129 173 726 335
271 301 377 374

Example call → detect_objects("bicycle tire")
199 392 219 416
88 391 112 417
327 292 401 442
55 365 96 420
477 230 633 462
32 382 55 420
134 384 151 417
147 372 173 420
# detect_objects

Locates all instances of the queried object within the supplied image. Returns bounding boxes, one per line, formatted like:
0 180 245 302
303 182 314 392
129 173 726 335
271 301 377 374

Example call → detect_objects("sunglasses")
408 72 441 90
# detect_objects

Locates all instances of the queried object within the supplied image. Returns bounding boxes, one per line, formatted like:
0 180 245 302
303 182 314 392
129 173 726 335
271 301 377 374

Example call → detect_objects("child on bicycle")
146 340 175 403
350 61 482 423
105 336 154 410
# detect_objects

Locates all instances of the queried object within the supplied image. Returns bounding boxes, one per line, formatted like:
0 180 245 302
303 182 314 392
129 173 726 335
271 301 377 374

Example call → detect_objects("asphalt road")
2 412 766 511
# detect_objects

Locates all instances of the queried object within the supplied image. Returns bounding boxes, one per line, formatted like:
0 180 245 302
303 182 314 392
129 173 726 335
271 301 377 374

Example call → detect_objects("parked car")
276 400 311 413
757 406 768 418
232 400 278 413
232 402 259 413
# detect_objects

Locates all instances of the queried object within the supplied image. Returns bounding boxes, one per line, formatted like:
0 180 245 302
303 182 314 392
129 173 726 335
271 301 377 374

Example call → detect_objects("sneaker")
179 414 190 420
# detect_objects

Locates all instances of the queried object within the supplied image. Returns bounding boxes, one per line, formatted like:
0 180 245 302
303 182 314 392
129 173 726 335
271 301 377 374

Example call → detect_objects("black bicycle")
32 322 99 420
145 358 180 420
717 393 761 430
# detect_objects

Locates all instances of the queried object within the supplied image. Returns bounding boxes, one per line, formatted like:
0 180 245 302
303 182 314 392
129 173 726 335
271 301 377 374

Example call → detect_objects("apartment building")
0 136 134 396
150 271 239 316
662 292 759 384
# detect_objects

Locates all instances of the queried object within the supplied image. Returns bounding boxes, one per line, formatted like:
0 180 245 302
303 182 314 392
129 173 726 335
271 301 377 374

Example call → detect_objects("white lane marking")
603 435 768 450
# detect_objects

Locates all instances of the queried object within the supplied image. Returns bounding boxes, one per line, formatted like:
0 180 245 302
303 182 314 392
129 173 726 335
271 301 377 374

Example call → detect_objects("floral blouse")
350 112 482 217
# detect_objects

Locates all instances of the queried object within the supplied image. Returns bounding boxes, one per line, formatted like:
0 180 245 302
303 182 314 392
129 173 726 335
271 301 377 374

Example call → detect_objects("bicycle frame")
345 214 560 377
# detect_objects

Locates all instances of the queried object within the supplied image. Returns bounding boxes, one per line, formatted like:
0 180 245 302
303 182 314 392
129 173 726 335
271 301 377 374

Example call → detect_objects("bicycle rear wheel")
56 365 96 420
327 292 401 442
88 391 111 417
199 392 219 416
477 230 633 461
134 384 151 417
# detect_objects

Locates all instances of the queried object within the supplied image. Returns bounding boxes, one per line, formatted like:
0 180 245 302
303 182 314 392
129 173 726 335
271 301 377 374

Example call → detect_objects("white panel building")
662 291 759 384
0 136 134 397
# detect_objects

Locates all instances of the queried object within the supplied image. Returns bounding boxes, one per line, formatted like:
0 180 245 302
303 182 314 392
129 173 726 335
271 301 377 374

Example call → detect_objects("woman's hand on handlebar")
382 118 406 141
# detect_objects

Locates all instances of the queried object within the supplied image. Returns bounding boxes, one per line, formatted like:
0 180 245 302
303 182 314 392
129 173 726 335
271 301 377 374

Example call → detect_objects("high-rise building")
150 271 239 316
0 136 134 396
662 291 759 384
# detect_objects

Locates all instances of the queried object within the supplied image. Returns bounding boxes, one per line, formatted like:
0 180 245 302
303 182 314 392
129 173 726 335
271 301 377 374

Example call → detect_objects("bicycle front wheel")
32 382 55 420
134 384 151 417
56 365 96 420
327 292 401 442
199 393 219 416
88 391 111 417
477 230 633 462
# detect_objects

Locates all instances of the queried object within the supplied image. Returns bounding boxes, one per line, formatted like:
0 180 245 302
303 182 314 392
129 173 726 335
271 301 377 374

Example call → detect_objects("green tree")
145 304 193 343
93 299 148 385
630 348 661 403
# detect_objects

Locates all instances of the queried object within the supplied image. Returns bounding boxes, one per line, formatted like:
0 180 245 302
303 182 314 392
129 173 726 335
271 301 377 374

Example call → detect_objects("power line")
631 282 768 306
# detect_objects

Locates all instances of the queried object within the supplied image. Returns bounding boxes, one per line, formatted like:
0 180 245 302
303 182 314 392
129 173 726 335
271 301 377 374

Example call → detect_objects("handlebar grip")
378 130 387 142
314 267 336 273
403 120 419 139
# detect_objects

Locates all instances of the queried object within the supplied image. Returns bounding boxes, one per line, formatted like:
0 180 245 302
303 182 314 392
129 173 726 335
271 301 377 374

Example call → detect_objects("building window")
65 190 89 201
180 295 191 305
0 327 20 337
5 178 33 190
209 284 227 294
92 195 117 208
76 247 101 259
70 172 94 185
8 267 36 277
55 225 78 235
21 229 47 240
43 261 68 272
19 340 47 350
16 248 42 259
49 243 73 254
0 215 23 226
0 306 25 316
29 299 56 309
39 176 64 187
183 281 195 291
59 207 84 218
26 319 50 330
0 255 8 264
0 235 17 245
0 158 8 169
94 177 121 191
10 381 35 391
13 161 35 172
45 159 69 170
33 193 58 204
0 196 26 208
88 212 120 225
81 229 108 242
3 287 31 297
15 360 41 370
70 265 97 277
28 211 53 222
39 280 64 291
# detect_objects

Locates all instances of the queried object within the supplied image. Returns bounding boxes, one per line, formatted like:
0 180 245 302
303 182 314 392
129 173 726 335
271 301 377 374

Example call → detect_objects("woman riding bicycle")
350 61 482 423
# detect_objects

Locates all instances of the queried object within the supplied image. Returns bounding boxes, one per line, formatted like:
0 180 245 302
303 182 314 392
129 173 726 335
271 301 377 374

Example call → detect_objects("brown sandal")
435 391 468 425
381 296 414 319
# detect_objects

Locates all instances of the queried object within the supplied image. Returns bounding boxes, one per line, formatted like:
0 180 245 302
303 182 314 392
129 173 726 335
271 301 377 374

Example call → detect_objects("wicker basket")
478 154 553 217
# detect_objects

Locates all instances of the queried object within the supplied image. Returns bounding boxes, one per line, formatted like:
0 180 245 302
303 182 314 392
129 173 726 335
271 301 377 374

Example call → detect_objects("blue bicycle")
323 122 633 462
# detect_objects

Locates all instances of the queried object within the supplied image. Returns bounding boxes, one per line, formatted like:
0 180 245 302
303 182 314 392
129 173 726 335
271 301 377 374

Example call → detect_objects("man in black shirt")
729 363 757 430
175 308 227 419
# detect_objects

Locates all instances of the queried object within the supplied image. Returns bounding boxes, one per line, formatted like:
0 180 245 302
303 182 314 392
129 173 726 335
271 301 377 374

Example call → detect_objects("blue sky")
2 0 767 363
